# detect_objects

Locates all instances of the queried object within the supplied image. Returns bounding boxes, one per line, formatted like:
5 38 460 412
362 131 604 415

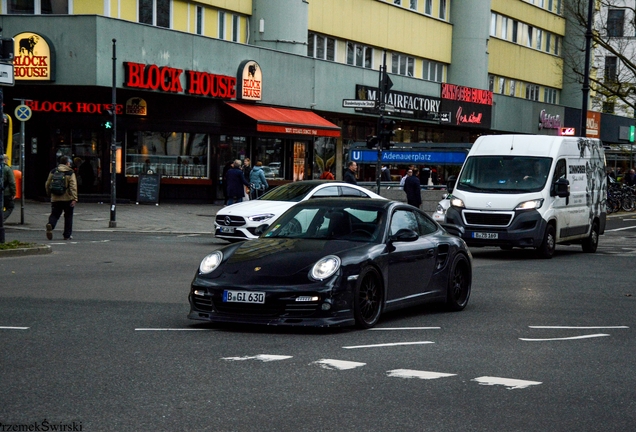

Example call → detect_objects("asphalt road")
1 216 635 432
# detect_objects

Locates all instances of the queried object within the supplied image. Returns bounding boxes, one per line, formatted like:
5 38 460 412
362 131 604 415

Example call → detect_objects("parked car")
214 180 384 242
190 198 472 328
433 193 451 223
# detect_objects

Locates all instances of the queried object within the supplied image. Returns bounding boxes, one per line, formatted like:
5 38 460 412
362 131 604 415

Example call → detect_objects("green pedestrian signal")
630 125 635 143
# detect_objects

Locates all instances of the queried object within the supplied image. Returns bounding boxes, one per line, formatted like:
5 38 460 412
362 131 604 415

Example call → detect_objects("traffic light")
630 125 635 143
0 38 14 61
102 121 113 129
366 135 378 149
379 116 396 149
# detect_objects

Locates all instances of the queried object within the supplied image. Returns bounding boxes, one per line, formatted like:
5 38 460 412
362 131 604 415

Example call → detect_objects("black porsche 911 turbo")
189 198 472 328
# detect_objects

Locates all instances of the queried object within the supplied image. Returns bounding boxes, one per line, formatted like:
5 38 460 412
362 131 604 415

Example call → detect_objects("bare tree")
564 0 636 116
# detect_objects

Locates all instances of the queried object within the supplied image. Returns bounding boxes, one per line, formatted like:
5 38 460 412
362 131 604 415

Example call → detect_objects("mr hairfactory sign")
124 60 262 101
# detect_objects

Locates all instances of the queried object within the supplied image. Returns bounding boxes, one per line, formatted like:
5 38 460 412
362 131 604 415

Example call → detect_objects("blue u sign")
350 149 466 164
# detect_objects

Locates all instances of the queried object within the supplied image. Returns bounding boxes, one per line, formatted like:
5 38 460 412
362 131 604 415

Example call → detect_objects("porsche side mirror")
440 223 464 237
389 228 419 243
254 224 269 236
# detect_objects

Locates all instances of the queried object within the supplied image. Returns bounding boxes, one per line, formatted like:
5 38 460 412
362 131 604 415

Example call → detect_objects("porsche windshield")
264 205 385 242
457 156 552 193
258 183 318 202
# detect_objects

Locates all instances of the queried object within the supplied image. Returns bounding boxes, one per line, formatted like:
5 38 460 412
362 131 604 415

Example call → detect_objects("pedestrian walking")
2 154 16 222
320 167 335 180
249 161 269 199
344 161 358 185
404 168 422 208
242 158 252 201
45 155 78 240
226 159 251 205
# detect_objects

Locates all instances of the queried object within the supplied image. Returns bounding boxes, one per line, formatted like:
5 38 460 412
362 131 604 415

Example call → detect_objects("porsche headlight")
199 251 223 274
515 199 544 210
450 197 465 208
248 213 276 222
310 255 341 281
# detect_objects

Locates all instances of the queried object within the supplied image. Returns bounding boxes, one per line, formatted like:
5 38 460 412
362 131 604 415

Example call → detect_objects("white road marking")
529 326 628 329
313 359 366 370
520 333 610 341
135 328 214 331
387 369 456 380
221 355 293 362
343 341 434 349
370 327 441 331
605 225 636 232
177 234 201 237
472 376 542 390
0 326 29 330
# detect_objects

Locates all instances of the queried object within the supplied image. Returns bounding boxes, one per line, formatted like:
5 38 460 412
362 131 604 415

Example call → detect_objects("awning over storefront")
225 102 341 137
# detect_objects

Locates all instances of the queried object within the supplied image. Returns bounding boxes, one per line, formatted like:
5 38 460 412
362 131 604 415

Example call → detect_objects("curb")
0 244 52 258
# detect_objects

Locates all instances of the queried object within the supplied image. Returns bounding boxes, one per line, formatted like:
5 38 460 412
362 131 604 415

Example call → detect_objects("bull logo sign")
13 32 55 81
236 60 262 101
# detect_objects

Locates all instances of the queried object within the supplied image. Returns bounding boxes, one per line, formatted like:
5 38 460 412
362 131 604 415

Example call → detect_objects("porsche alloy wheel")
354 267 383 329
446 255 471 311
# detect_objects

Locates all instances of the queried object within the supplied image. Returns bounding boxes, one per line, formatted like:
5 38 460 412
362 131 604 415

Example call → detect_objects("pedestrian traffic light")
630 125 635 143
102 121 113 129
379 116 396 149
0 38 14 61
366 135 378 149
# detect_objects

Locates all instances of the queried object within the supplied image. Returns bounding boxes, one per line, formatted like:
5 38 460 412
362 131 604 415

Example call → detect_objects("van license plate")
472 232 498 239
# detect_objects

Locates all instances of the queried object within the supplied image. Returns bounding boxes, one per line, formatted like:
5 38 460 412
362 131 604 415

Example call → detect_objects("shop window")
125 131 209 178
313 137 336 180
251 138 284 179
139 0 170 28
7 0 68 13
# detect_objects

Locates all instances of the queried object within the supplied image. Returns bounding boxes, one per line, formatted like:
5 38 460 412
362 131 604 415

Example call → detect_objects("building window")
602 101 615 114
536 29 542 50
139 0 170 28
545 33 551 54
393 0 401 5
509 80 516 97
527 25 533 47
607 9 624 37
425 0 432 15
392 53 414 77
423 59 444 82
488 75 494 92
439 0 446 20
195 6 203 35
490 13 497 36
544 88 557 104
410 0 417 10
548 0 553 12
347 42 373 68
498 77 506 94
218 11 225 39
512 20 518 43
526 84 540 101
7 0 69 14
232 15 240 42
501 17 508 40
605 56 618 82
308 33 335 61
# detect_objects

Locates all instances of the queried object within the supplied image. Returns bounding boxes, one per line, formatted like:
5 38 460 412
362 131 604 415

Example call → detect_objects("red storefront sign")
25 100 124 114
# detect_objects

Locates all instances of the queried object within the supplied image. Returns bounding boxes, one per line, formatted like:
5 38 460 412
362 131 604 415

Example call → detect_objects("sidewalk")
3 200 224 236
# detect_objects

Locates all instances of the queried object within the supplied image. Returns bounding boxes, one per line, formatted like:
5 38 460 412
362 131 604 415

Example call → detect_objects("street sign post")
342 99 376 109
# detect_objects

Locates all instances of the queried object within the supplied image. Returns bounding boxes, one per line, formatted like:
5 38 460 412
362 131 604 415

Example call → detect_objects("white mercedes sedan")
214 180 384 242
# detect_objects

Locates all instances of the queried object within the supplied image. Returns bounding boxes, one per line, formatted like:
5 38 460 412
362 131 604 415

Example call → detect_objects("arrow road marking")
221 355 293 362
0 326 29 330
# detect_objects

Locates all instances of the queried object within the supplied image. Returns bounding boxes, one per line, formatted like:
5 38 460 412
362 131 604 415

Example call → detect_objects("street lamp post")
109 39 117 228
580 0 594 137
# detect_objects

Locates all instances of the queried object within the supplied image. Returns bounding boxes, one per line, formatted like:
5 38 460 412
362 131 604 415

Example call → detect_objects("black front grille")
215 215 246 227
463 211 513 226
211 299 321 318
192 294 213 312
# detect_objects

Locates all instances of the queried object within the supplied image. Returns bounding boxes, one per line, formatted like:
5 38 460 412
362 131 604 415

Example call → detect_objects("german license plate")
223 290 265 304
220 226 235 234
472 232 498 239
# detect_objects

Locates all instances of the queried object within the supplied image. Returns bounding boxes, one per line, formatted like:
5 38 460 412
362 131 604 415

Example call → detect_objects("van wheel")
582 221 599 253
537 224 555 259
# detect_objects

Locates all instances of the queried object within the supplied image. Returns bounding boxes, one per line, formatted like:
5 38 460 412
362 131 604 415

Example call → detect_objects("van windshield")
456 156 552 193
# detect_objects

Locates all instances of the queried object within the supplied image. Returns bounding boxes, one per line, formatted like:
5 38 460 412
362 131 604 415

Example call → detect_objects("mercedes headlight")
248 213 276 222
199 251 223 274
310 255 341 281
515 199 544 210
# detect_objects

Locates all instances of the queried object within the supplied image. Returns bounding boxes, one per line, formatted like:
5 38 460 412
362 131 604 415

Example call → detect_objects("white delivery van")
444 135 607 258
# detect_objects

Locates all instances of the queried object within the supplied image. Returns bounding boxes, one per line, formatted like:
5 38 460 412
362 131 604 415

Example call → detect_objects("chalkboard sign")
136 173 161 204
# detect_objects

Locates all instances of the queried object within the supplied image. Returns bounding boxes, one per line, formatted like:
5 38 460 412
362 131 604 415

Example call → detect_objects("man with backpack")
45 155 78 240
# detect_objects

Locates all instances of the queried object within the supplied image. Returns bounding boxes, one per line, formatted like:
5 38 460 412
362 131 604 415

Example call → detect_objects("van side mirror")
551 178 570 198
446 175 457 193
